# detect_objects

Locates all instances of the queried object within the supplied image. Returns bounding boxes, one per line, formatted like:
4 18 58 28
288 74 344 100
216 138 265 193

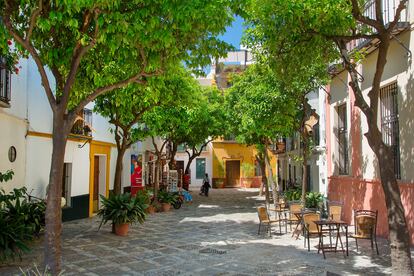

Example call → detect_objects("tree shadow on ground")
1 189 412 275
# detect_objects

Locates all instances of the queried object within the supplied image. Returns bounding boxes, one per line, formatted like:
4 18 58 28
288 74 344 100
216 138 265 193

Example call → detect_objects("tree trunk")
153 158 160 199
44 116 70 275
113 147 126 195
185 155 196 175
169 143 178 169
259 158 270 205
370 140 413 275
301 136 309 206
264 148 278 209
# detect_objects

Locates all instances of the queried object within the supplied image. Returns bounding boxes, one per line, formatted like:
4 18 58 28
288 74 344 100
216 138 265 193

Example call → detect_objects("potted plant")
136 190 157 214
213 163 225 188
305 192 324 210
241 162 254 188
157 190 178 212
98 193 147 236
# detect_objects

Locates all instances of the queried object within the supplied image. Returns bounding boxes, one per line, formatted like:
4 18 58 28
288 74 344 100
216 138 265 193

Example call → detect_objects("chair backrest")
329 202 343 221
354 210 377 238
277 198 286 209
303 212 321 233
257 206 269 222
289 201 302 220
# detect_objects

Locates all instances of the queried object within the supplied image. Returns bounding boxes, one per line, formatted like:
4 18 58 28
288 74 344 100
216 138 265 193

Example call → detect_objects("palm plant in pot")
98 193 147 236
157 190 179 212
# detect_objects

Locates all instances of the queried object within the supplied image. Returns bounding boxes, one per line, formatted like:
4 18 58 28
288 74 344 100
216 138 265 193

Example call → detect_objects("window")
196 158 206 179
62 163 72 207
8 146 16 162
337 104 349 175
0 57 11 106
380 82 401 179
71 108 92 136
313 122 320 146
177 144 186 152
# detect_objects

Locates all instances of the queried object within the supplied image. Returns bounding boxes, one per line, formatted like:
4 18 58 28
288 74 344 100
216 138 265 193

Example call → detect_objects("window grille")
338 104 349 175
380 82 401 179
0 57 11 105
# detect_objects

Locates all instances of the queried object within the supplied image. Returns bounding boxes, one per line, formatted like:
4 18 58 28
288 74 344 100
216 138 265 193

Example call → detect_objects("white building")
0 57 132 221
276 88 328 195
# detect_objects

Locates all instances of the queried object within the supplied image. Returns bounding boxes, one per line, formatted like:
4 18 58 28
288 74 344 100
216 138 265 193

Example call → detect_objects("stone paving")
1 188 412 275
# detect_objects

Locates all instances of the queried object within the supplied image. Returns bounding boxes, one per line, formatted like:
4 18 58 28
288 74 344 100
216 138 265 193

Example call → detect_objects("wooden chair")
287 201 302 231
302 212 321 251
351 210 379 254
257 206 283 237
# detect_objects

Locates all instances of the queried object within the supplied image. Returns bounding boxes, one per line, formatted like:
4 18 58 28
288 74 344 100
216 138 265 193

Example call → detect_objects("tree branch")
61 9 100 107
388 0 408 31
349 0 383 30
3 3 56 111
26 0 43 42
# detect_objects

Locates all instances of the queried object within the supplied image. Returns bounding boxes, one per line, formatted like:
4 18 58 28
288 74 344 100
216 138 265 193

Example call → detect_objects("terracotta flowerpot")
114 223 129 236
161 203 171 212
146 205 156 214
243 179 253 188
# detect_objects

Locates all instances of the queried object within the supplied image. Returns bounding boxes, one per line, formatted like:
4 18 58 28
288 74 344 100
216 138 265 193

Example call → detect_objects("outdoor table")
268 206 289 233
291 211 303 239
314 219 349 259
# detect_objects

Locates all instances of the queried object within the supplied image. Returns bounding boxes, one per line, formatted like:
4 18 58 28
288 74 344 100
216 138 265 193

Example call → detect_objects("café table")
314 219 349 259
291 211 303 239
268 205 289 234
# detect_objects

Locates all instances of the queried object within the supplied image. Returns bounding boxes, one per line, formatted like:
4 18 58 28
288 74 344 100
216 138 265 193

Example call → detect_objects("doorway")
225 160 240 187
92 155 107 213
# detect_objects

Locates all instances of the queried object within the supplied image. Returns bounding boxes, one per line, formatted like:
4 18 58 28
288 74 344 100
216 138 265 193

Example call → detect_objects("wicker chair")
302 212 321 251
351 210 379 254
257 206 283 237
328 201 343 221
287 201 302 231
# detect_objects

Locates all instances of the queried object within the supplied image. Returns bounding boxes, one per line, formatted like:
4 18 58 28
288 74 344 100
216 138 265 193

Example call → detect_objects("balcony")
0 58 11 108
349 0 410 53
70 108 92 138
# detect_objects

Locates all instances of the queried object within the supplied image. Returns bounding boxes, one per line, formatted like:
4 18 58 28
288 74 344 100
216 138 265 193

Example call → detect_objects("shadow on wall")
400 73 414 243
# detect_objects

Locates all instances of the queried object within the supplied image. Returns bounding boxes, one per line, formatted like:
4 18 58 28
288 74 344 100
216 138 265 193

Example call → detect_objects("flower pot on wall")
161 203 171 212
114 223 130 236
213 179 225 189
146 205 157 214
243 179 254 188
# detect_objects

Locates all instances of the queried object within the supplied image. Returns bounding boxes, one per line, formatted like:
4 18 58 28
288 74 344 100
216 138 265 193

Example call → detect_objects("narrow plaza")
2 189 404 275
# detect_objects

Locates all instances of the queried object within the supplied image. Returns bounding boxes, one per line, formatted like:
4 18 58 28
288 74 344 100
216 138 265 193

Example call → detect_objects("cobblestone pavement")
1 188 411 275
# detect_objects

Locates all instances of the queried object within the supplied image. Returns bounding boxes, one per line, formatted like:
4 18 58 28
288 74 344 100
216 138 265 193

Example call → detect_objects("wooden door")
93 156 99 212
225 160 240 187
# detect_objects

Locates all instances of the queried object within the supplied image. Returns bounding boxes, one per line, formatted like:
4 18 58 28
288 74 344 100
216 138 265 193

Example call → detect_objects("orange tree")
244 0 412 273
0 0 235 273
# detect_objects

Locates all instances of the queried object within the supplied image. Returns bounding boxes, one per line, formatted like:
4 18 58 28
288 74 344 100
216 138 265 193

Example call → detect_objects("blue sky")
219 16 245 49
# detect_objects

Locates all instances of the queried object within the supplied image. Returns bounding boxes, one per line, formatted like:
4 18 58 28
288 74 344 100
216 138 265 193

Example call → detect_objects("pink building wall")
326 82 414 245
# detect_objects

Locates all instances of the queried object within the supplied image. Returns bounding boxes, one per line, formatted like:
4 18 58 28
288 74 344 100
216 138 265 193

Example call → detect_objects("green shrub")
284 187 302 201
98 193 147 228
305 192 324 209
157 190 179 204
0 186 46 262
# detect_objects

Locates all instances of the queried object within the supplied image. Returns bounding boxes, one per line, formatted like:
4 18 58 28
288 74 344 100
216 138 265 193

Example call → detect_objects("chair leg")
374 236 379 255
268 223 272 237
355 238 358 251
307 235 310 251
258 222 261 235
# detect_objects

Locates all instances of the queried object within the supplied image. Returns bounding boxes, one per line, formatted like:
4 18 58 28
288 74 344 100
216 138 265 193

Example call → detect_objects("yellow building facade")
211 140 277 188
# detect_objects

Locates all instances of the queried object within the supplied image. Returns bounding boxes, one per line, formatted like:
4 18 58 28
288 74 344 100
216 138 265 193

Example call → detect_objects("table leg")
345 225 349 256
292 220 301 238
320 225 326 259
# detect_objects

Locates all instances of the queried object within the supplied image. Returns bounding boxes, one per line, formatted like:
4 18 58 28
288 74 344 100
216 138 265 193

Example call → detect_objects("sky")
219 16 245 49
